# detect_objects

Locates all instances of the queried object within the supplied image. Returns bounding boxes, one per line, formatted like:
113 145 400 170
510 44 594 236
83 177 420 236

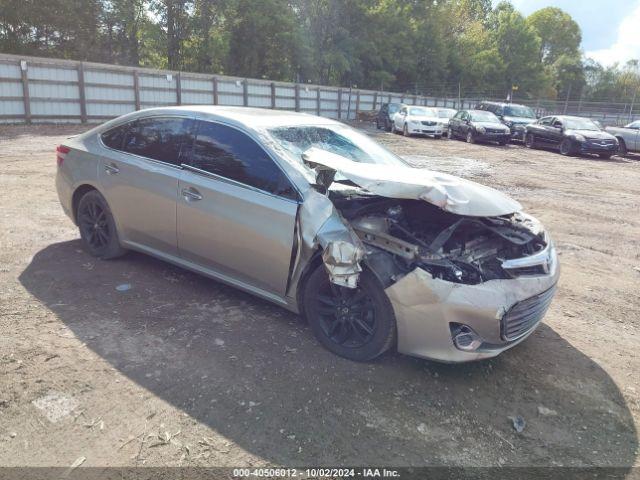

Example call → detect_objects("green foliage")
0 0 637 102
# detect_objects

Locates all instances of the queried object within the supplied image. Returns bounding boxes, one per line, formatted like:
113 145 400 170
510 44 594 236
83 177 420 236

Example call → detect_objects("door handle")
104 163 119 175
181 187 202 202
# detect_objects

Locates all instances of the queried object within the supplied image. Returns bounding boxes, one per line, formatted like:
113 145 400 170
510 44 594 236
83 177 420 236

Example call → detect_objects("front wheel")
77 190 126 259
403 123 411 137
618 138 627 156
466 130 476 144
525 133 536 149
559 138 574 156
303 266 396 362
448 127 454 139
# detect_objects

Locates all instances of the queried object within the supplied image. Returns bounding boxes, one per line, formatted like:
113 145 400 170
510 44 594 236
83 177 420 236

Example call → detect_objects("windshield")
388 104 400 114
409 107 435 116
470 111 499 122
504 105 535 118
564 118 600 131
268 124 407 166
437 109 456 119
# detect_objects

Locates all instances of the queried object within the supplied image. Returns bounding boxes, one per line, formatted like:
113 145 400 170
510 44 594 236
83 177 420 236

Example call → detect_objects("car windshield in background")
409 107 434 116
470 111 499 122
268 125 407 166
564 118 600 130
437 109 456 118
388 104 400 113
504 105 536 118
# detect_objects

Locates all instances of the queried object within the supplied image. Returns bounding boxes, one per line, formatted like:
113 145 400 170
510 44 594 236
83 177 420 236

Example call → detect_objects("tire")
435 134 442 140
448 127 455 139
466 130 476 144
375 119 380 129
385 120 392 132
559 138 574 156
303 265 396 362
525 133 536 149
498 140 508 146
77 190 126 260
403 123 411 137
618 138 627 156
598 153 612 159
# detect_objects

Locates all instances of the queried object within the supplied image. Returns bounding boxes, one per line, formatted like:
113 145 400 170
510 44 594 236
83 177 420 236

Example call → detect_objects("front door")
177 119 299 296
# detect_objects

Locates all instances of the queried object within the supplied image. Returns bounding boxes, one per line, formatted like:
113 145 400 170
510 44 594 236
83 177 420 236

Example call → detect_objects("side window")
540 117 553 126
123 117 193 166
552 119 563 128
190 121 296 199
101 124 128 150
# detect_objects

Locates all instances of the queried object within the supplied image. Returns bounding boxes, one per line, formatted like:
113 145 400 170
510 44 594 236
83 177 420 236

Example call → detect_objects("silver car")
56 106 559 363
605 120 640 155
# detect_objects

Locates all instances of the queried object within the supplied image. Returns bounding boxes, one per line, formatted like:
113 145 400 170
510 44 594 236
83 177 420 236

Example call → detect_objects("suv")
376 103 403 131
476 101 537 142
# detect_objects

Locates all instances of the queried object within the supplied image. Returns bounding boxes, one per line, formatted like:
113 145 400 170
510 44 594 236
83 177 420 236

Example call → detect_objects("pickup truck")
605 120 640 155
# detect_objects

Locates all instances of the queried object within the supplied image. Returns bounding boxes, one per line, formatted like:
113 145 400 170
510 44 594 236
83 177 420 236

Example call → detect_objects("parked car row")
375 101 640 158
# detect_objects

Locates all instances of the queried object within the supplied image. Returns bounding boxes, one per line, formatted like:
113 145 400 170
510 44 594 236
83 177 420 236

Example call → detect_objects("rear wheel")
559 138 574 156
303 266 396 362
77 190 126 260
525 133 536 149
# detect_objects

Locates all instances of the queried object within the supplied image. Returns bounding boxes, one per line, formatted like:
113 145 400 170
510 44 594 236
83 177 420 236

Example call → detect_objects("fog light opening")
451 324 482 352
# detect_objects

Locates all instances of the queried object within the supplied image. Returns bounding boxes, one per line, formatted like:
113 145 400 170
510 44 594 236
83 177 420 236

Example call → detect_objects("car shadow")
19 241 638 469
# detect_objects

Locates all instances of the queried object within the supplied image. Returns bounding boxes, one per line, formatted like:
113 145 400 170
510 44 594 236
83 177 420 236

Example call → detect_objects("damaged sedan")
56 106 559 363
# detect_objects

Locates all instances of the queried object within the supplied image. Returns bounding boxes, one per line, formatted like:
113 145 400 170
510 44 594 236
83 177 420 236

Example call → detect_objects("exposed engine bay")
330 194 548 286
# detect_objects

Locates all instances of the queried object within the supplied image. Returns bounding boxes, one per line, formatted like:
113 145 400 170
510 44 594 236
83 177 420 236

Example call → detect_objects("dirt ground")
0 122 639 471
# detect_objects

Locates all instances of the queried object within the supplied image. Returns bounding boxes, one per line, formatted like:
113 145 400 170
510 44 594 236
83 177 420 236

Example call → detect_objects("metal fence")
0 52 638 126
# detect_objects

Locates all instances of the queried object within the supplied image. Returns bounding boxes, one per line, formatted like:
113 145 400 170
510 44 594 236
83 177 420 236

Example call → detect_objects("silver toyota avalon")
55 106 559 363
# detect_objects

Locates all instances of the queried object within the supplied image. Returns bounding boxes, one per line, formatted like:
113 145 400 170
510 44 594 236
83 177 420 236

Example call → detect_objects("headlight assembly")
476 126 486 134
573 134 586 142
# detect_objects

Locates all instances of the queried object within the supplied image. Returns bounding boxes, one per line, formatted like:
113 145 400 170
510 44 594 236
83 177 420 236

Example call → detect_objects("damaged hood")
303 148 522 217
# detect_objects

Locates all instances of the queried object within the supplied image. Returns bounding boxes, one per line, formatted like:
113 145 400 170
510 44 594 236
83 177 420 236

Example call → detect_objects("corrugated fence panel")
182 91 214 105
87 102 135 118
140 88 177 106
30 82 79 99
31 101 80 116
139 73 177 89
85 69 133 86
181 77 212 91
247 83 271 96
247 95 272 108
0 62 21 79
275 97 295 109
29 65 78 82
86 86 135 102
0 100 24 116
0 81 22 97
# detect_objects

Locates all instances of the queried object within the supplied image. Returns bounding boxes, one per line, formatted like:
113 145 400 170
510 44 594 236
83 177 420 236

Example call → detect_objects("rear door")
98 115 194 256
177 119 299 296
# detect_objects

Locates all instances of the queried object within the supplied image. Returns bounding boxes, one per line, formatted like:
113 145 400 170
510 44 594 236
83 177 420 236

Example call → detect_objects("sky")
495 0 640 66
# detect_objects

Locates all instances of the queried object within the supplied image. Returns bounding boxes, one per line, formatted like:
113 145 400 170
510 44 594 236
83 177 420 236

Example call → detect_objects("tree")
526 7 581 65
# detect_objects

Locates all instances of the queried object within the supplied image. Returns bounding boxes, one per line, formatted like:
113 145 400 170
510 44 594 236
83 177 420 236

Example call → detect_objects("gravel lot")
0 123 639 470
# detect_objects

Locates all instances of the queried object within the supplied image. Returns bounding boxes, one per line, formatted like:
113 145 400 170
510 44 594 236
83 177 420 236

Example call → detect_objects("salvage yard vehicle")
525 115 619 159
605 120 640 156
448 109 511 145
56 106 559 363
391 105 447 138
375 102 403 131
475 101 537 141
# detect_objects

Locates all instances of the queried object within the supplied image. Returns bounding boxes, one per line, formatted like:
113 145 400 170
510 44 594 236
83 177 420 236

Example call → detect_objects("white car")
392 106 447 138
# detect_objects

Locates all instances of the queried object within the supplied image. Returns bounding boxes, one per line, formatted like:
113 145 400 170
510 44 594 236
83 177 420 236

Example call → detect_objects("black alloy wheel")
77 190 126 259
303 266 396 361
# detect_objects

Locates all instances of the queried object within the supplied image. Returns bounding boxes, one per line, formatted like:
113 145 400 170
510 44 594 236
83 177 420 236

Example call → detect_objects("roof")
172 105 340 128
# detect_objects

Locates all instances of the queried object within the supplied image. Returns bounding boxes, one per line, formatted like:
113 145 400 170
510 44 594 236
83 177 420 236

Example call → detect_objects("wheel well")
71 184 97 224
295 249 324 321
616 136 626 146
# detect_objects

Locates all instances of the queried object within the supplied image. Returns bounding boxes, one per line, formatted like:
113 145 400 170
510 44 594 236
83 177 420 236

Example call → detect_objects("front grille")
587 139 616 146
501 285 557 341
485 128 506 134
421 121 437 126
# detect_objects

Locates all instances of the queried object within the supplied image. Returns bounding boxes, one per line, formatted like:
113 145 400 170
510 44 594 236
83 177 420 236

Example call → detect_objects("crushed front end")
331 196 559 362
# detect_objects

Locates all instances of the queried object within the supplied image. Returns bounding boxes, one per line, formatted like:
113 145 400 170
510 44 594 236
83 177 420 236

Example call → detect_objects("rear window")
101 125 127 150
122 117 193 165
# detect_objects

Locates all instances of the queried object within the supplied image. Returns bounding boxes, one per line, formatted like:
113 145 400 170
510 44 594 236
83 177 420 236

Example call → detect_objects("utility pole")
563 83 572 114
